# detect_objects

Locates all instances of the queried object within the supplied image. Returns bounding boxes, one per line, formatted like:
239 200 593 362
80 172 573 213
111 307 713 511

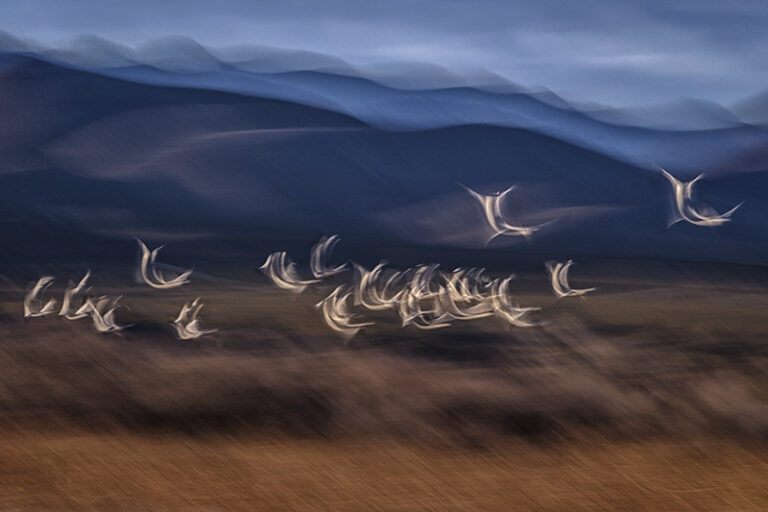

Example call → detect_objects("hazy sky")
1 0 766 105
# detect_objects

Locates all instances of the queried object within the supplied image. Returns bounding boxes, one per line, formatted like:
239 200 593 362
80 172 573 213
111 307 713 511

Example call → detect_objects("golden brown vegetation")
1 268 767 510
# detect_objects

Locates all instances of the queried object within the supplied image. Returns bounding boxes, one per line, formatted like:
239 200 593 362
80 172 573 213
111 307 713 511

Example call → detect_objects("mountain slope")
0 54 765 265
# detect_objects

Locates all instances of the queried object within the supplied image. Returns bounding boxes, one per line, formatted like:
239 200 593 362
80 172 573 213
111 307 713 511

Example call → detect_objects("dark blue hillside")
0 54 765 266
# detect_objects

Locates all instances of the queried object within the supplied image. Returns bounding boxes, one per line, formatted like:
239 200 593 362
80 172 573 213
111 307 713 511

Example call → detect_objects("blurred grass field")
1 264 768 510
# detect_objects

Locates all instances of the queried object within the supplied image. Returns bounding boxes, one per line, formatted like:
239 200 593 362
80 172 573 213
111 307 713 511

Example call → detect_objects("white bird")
24 276 57 318
310 235 348 278
352 262 405 310
437 270 494 321
449 267 492 302
460 183 545 245
397 287 453 329
545 260 596 299
259 251 320 293
76 295 132 333
316 285 373 340
59 270 91 320
489 276 540 327
407 264 442 300
172 297 217 340
396 268 453 330
380 269 410 303
137 238 192 289
659 168 742 227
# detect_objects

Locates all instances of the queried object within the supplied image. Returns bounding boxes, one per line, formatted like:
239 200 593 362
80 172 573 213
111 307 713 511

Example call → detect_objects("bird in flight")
137 238 193 289
75 295 132 333
260 251 320 293
310 235 348 279
59 270 92 320
546 260 596 299
460 183 545 245
24 276 57 318
659 168 742 227
172 297 217 340
316 285 374 340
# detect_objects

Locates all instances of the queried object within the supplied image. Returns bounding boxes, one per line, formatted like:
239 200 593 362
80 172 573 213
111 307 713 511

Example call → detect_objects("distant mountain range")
0 38 767 266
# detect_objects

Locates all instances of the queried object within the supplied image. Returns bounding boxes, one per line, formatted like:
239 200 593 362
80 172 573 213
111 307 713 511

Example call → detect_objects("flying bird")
396 267 453 330
352 262 406 311
24 276 57 318
310 235 348 278
546 260 596 299
659 168 742 227
137 238 193 289
448 267 492 302
407 264 443 300
437 269 494 321
172 297 217 340
489 276 541 327
259 251 320 293
76 295 132 333
397 287 453 329
59 270 92 320
460 183 545 245
316 285 374 340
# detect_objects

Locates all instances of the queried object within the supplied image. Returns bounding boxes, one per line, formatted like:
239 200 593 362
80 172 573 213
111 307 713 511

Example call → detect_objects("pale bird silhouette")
259 251 320 293
436 269 494 321
546 260 596 298
659 168 742 227
76 295 132 333
460 183 546 245
316 285 374 340
310 235 348 278
24 276 57 318
488 276 541 327
172 297 217 340
59 270 92 320
352 262 406 311
137 238 193 289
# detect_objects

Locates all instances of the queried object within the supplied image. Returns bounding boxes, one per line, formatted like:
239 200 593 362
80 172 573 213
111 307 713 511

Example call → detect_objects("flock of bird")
24 270 132 333
260 169 741 339
258 233 599 339
23 240 213 338
21 171 742 341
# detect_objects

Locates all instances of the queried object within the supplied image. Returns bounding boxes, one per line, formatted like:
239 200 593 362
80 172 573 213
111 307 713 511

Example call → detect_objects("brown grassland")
1 266 767 510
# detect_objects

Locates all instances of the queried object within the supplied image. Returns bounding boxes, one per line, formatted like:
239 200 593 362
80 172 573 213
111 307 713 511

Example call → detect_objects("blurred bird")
137 238 193 289
59 270 92 320
353 262 405 310
437 269 494 321
407 264 442 300
397 287 453 329
316 285 373 340
659 168 742 227
489 276 541 327
310 234 348 278
546 260 596 298
396 267 453 330
76 295 132 333
172 297 217 340
260 251 319 293
460 183 544 245
23 276 57 318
